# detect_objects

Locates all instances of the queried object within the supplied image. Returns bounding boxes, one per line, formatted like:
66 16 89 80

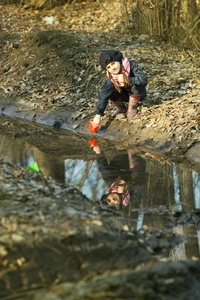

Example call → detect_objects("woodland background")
1 0 199 50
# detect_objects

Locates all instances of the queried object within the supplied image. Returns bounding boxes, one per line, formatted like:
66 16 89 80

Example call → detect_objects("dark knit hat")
99 49 123 70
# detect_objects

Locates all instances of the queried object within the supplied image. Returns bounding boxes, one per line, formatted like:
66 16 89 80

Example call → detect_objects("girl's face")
106 193 120 205
106 61 121 75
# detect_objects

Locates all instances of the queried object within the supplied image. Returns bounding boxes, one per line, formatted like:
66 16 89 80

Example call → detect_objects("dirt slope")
0 3 200 169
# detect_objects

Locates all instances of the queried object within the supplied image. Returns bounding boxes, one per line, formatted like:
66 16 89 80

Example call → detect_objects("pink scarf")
106 57 130 87
107 179 130 206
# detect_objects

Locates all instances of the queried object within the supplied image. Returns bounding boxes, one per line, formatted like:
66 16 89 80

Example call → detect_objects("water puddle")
0 122 200 261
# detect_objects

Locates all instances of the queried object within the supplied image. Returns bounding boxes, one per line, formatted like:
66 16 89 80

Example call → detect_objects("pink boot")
111 97 126 117
127 94 140 118
128 152 140 171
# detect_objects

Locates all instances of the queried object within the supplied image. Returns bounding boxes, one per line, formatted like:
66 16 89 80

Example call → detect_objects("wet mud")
0 116 200 299
0 18 200 299
0 101 200 174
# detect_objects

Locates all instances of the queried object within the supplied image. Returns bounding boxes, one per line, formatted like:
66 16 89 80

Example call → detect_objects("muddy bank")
28 260 200 300
0 138 199 299
0 99 200 173
0 111 199 299
0 28 199 169
0 155 186 299
0 4 200 299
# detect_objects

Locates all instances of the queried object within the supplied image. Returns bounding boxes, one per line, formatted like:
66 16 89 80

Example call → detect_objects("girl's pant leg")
110 96 126 117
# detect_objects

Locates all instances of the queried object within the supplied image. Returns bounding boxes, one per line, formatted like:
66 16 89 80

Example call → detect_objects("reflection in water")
193 171 200 209
97 150 146 208
64 159 107 200
171 225 200 261
0 133 65 182
67 145 200 261
171 225 187 260
64 150 147 207
198 230 200 253
173 166 182 212
137 210 144 231
0 130 200 260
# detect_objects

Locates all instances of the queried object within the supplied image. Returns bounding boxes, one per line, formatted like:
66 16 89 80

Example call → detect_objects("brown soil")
0 2 200 299
0 3 200 170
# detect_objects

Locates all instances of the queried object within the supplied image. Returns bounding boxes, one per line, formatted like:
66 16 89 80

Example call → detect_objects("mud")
0 116 199 299
0 29 199 169
29 260 200 300
0 5 200 299
0 137 183 299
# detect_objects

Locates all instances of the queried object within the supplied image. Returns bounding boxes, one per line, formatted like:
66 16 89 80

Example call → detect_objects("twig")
180 18 200 48
179 20 200 51
96 0 111 18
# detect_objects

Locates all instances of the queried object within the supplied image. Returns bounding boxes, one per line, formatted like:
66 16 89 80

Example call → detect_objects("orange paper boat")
89 121 99 133
89 139 99 148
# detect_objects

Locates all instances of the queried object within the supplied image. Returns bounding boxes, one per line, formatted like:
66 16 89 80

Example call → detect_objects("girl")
93 49 148 125
106 177 130 207
97 147 147 208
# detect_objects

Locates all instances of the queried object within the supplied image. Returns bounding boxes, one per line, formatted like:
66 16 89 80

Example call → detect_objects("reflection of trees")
177 167 195 212
173 166 182 211
171 225 200 260
176 169 200 259
64 159 107 200
170 225 187 260
193 171 200 209
19 144 200 258
173 168 200 211
135 159 200 260
143 159 175 207
142 159 200 212
1 130 200 258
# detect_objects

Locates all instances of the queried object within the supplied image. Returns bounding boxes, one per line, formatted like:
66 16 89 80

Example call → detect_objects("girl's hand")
117 74 125 86
93 145 101 154
93 114 101 125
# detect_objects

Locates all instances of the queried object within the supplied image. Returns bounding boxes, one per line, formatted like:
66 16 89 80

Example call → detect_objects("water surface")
0 125 199 261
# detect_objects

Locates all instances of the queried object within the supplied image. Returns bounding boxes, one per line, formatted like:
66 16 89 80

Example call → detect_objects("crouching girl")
93 49 148 125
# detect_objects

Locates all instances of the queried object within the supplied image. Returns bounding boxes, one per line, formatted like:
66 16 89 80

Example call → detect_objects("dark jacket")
95 60 148 116
96 151 147 204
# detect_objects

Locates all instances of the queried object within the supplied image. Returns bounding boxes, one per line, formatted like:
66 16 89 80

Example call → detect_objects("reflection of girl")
97 150 146 208
106 177 130 207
